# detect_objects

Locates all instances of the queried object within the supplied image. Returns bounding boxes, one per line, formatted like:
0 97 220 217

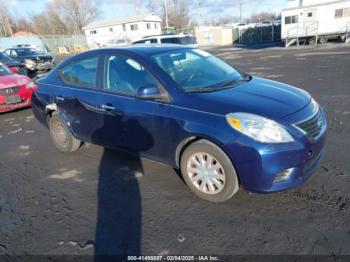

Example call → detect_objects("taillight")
10 66 19 74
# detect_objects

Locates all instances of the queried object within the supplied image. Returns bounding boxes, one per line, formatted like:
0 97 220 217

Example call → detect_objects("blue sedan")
32 45 327 202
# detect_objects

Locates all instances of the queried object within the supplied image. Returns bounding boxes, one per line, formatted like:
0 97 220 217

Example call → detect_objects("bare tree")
162 0 190 30
249 12 277 23
0 0 15 36
49 0 100 33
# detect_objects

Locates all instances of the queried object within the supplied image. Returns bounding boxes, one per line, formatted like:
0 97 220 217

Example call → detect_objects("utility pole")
135 0 141 15
164 0 169 29
239 2 243 23
196 0 201 26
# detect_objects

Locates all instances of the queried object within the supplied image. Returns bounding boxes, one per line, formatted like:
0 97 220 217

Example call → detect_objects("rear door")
54 54 107 142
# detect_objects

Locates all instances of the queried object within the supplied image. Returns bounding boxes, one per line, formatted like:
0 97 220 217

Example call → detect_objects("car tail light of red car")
10 66 19 74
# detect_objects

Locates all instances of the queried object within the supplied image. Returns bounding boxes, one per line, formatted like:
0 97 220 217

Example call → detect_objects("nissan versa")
32 45 327 202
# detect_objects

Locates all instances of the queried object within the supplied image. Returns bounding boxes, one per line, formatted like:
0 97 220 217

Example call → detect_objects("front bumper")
225 107 327 193
0 89 33 113
26 62 54 71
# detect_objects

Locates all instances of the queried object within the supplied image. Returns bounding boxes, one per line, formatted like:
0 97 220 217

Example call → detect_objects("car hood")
24 55 53 61
192 77 311 120
0 74 30 89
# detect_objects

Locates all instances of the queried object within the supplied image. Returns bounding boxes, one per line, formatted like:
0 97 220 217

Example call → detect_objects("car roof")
89 44 193 56
143 34 194 39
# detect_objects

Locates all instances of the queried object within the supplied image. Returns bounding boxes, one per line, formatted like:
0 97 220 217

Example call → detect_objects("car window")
152 49 244 91
133 40 146 44
104 55 158 95
161 37 179 44
0 52 12 62
179 36 197 45
59 56 99 88
4 50 11 56
0 64 12 76
10 50 18 58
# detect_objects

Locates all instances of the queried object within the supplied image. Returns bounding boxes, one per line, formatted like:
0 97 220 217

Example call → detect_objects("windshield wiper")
218 79 237 87
185 79 239 93
185 88 218 93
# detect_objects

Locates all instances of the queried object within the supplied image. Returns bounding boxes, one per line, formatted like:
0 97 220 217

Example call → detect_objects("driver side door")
93 53 172 163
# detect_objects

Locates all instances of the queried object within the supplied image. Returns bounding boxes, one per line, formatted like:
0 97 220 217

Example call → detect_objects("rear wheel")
49 114 81 153
180 139 239 202
318 36 327 44
309 38 316 45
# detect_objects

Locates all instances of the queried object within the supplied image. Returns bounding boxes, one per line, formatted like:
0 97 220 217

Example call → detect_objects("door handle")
101 104 115 111
56 96 65 102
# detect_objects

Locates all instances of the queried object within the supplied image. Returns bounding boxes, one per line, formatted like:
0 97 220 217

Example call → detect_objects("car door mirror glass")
137 85 161 99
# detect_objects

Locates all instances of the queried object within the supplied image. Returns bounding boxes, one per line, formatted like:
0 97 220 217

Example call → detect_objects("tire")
318 37 327 44
49 114 81 153
309 38 316 45
180 139 239 202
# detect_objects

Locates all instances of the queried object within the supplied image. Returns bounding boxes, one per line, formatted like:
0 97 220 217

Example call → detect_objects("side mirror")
136 85 162 99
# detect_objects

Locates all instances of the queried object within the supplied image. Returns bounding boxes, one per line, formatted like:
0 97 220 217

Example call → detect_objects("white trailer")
281 0 350 47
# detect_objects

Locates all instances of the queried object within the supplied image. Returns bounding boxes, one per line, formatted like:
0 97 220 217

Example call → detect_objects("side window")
150 38 157 43
133 40 145 44
59 56 99 88
4 49 11 56
12 50 18 57
161 37 179 44
285 15 298 24
335 8 343 18
104 55 158 95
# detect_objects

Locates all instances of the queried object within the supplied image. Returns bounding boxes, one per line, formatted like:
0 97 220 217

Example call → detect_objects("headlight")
25 81 36 89
310 97 319 112
226 112 294 143
24 59 36 68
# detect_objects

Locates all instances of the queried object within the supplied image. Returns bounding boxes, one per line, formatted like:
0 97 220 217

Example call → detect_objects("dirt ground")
0 43 349 260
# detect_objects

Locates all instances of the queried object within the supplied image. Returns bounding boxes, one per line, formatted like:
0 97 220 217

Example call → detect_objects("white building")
282 0 350 46
83 14 162 49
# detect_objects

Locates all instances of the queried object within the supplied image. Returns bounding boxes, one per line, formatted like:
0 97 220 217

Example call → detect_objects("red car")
0 63 37 113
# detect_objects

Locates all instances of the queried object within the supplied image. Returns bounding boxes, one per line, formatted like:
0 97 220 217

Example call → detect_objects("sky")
8 0 287 21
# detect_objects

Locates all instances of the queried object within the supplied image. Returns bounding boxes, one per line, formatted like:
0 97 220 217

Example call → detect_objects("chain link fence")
39 35 88 54
233 25 281 44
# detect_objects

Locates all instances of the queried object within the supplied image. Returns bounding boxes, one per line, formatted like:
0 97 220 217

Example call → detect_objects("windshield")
16 48 41 56
152 49 244 92
0 64 12 76
0 52 12 62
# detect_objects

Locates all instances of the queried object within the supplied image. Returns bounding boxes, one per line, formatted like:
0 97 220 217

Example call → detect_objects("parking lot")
1 44 350 258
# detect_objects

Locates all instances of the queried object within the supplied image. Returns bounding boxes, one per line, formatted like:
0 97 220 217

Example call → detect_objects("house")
282 0 350 47
83 14 162 49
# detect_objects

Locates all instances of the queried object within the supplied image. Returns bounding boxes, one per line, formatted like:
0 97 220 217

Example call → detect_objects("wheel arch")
175 135 240 183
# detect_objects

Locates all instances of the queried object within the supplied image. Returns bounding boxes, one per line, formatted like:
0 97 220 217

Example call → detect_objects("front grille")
296 110 323 142
0 86 21 95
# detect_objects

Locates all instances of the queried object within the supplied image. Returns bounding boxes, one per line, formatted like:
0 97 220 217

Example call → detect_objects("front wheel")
180 139 239 202
49 114 81 153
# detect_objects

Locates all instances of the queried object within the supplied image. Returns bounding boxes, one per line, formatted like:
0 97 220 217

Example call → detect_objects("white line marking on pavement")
8 128 22 135
295 51 349 57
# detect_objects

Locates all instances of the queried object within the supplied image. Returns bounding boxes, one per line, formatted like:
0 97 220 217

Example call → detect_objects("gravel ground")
0 43 349 260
